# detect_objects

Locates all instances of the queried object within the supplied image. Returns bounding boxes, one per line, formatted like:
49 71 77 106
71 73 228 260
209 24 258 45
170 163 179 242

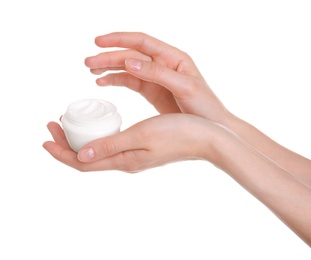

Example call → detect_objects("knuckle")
98 141 118 157
150 62 165 82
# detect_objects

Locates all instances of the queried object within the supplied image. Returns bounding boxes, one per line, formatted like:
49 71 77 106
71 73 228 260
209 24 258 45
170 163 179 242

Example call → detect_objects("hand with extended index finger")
85 32 229 123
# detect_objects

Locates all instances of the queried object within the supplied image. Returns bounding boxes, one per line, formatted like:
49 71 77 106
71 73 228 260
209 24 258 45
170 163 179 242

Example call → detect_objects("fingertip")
46 121 60 131
84 56 94 67
42 140 57 153
42 141 50 150
84 57 89 66
94 35 104 47
125 58 142 71
96 77 106 86
46 121 55 130
78 147 95 162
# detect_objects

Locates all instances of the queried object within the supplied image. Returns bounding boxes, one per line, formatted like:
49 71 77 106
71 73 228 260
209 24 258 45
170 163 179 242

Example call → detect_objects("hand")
85 32 229 123
43 114 216 172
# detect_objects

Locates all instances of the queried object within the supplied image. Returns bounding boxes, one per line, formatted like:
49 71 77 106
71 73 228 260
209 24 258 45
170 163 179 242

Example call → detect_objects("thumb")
125 58 189 96
77 129 141 162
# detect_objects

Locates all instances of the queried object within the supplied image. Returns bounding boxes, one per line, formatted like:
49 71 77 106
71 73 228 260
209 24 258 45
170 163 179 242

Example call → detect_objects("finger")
81 149 149 172
43 139 148 172
85 49 151 71
94 32 180 60
125 58 195 98
77 126 144 163
96 72 181 113
46 121 72 150
96 71 144 92
90 68 106 75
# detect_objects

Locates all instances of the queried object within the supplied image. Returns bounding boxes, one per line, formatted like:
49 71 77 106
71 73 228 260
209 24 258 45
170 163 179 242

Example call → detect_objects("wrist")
195 120 229 163
216 109 237 129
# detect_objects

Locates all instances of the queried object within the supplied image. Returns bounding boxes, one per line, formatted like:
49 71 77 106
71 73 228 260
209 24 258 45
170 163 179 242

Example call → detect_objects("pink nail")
78 147 95 162
126 59 142 71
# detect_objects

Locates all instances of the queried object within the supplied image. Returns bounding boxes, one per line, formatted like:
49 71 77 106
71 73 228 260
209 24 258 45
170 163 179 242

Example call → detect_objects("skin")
43 32 311 246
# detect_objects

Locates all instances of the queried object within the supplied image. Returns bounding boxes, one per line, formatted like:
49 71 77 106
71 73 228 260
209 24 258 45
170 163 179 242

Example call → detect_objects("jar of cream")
61 99 122 152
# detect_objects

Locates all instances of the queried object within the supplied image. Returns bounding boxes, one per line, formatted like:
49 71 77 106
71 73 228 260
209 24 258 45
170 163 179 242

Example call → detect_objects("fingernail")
78 147 95 162
125 58 142 71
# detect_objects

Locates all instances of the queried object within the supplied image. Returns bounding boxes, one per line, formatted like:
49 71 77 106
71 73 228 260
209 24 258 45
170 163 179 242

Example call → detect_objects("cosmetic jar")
61 99 122 152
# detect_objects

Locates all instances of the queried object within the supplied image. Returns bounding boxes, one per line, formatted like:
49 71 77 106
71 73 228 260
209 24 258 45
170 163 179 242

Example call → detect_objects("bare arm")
222 112 311 186
203 123 311 246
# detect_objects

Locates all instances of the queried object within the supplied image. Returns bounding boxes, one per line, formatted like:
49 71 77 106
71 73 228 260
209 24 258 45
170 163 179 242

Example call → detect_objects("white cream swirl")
66 99 116 122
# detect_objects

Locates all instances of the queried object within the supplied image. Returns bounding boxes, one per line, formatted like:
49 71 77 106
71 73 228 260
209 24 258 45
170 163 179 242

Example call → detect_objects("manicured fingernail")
125 58 142 71
78 147 95 162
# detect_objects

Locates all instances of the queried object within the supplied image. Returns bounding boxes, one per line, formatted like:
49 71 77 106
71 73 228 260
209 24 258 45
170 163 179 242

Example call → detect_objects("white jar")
61 99 122 152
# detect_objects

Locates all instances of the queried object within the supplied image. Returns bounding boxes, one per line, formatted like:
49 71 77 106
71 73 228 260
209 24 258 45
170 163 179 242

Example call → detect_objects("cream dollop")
61 99 122 152
66 99 116 122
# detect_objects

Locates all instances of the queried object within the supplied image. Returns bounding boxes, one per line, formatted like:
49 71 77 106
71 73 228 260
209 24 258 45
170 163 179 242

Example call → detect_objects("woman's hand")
85 32 229 123
43 113 217 173
44 31 311 246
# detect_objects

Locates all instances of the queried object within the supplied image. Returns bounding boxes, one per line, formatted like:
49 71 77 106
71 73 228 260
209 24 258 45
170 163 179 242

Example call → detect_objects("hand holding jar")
43 32 311 246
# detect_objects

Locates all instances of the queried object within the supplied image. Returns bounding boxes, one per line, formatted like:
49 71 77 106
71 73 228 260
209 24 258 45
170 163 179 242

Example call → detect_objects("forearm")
221 112 311 186
205 125 311 246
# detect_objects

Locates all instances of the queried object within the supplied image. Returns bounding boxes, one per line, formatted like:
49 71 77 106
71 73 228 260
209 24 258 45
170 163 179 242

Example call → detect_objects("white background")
0 0 310 259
